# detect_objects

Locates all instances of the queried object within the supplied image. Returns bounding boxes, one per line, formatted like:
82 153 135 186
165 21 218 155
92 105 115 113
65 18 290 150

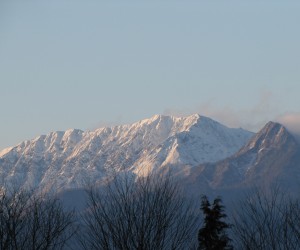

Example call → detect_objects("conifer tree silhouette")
198 195 232 250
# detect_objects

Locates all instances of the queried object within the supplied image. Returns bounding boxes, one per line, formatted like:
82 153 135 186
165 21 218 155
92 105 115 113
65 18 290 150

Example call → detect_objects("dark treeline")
1 176 300 250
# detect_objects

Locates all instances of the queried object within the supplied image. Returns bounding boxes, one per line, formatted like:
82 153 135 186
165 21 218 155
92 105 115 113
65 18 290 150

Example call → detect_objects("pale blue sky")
1 0 300 150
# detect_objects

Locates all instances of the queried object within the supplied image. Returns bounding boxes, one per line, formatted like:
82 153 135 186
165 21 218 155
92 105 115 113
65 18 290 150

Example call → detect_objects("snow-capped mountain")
0 114 253 191
185 121 300 195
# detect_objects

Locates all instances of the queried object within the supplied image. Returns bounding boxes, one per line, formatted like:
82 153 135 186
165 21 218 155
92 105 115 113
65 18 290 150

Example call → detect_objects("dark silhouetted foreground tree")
198 196 232 250
0 187 76 250
232 186 300 250
80 173 199 250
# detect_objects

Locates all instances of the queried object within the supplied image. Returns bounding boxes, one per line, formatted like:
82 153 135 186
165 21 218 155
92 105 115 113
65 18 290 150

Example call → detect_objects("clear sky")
1 0 300 150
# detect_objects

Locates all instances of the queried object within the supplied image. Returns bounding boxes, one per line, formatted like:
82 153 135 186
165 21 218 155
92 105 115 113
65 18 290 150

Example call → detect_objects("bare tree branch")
80 172 199 250
0 187 76 250
232 186 300 250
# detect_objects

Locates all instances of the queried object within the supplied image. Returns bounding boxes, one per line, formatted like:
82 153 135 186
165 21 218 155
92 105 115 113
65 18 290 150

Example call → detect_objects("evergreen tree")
198 195 232 250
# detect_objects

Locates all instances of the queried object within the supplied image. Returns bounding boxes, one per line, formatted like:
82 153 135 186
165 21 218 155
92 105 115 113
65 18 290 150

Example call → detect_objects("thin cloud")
164 90 280 132
88 115 125 131
276 113 300 135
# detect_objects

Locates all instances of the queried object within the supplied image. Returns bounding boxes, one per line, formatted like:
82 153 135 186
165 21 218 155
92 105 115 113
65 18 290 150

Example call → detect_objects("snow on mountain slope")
0 114 253 191
185 121 300 192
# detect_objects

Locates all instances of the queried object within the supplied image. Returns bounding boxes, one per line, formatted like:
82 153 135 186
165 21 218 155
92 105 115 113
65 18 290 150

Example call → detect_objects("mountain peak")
142 113 222 130
242 121 295 153
261 121 285 133
144 113 200 124
128 114 204 138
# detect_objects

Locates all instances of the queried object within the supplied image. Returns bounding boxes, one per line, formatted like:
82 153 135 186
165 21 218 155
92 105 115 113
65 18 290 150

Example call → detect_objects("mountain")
185 121 300 196
0 114 253 191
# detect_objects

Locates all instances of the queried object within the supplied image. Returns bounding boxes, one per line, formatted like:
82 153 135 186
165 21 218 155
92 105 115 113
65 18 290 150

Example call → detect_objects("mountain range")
1 114 299 197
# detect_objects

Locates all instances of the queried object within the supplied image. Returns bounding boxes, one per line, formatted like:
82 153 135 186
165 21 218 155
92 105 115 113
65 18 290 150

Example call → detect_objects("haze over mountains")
0 114 299 196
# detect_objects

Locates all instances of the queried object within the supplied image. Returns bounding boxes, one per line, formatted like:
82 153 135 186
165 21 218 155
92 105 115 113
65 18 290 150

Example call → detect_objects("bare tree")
232 186 300 250
0 187 76 250
80 172 199 250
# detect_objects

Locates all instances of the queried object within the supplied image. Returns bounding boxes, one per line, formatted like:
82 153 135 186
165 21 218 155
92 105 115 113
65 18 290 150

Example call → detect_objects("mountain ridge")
0 114 253 191
184 121 300 194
